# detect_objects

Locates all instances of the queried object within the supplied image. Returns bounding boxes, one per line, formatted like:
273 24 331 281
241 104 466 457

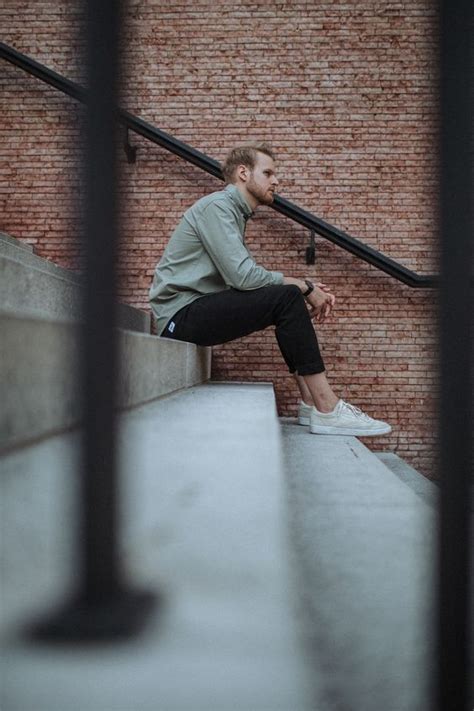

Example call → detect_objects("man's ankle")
314 397 339 414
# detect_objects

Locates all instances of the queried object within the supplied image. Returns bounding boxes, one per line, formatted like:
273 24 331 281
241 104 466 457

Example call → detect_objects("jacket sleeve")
197 201 284 290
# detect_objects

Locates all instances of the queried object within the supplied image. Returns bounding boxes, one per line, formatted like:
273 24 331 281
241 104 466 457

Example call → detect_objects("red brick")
0 0 439 478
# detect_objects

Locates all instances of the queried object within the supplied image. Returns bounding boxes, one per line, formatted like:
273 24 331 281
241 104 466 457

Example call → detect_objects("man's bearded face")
246 153 279 206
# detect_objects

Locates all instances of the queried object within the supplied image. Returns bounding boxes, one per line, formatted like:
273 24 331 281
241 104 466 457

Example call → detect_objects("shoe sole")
309 424 392 436
298 415 310 426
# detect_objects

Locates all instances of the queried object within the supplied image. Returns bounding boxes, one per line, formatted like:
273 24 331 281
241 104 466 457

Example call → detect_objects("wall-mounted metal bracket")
305 230 316 265
123 126 137 163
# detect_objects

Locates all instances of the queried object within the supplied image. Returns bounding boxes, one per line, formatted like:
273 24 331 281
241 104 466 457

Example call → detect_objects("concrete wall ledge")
1 311 211 451
0 231 35 253
0 239 151 334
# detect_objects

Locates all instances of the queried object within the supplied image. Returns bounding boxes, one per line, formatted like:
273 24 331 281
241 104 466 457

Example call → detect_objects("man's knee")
266 284 308 320
277 284 306 307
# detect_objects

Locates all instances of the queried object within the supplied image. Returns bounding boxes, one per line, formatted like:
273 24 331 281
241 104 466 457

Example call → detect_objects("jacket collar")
225 183 253 220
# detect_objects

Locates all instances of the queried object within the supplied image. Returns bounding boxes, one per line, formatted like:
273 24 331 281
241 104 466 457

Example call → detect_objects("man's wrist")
302 280 314 298
282 276 315 296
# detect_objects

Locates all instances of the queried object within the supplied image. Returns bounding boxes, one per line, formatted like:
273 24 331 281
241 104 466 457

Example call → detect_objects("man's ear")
236 163 249 182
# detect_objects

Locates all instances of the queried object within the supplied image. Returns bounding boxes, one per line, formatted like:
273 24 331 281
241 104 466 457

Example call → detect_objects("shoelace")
340 401 372 421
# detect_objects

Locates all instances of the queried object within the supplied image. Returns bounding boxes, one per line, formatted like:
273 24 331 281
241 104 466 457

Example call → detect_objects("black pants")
162 284 325 376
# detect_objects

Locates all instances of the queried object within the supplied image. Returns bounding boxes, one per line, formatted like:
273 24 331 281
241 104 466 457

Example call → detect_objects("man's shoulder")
189 188 233 214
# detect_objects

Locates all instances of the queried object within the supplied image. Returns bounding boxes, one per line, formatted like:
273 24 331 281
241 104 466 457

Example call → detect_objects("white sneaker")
309 399 392 436
297 400 313 426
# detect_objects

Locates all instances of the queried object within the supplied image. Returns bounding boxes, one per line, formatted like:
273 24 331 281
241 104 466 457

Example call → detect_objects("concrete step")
1 311 210 450
1 383 314 711
0 233 151 333
374 451 438 507
280 419 435 711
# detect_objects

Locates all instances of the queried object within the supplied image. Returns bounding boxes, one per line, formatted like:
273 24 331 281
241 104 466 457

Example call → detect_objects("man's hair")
221 142 275 183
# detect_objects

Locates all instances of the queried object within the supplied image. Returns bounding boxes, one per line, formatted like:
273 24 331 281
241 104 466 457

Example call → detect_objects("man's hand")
306 282 336 323
281 276 336 323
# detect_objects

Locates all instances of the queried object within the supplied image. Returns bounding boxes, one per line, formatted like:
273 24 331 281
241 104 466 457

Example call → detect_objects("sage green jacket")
149 184 284 335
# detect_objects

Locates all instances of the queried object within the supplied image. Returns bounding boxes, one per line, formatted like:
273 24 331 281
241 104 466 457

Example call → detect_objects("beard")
246 176 275 205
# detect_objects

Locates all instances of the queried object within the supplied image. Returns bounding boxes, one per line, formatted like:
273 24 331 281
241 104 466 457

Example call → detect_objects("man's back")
149 183 282 335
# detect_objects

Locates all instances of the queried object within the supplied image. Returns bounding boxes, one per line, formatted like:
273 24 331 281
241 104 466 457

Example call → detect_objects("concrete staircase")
0 232 210 449
1 383 315 711
0 233 437 711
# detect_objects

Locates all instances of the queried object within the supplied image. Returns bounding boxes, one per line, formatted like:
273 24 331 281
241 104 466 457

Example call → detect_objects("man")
149 143 391 436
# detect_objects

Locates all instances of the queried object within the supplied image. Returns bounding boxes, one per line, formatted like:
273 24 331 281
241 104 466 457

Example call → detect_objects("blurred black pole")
33 0 155 641
438 0 473 708
82 0 123 607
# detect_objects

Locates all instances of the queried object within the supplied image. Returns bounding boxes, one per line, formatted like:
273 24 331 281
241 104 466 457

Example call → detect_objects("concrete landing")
1 384 314 711
281 420 436 711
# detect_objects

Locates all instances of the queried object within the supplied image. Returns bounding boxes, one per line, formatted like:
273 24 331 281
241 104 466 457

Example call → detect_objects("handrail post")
32 0 156 641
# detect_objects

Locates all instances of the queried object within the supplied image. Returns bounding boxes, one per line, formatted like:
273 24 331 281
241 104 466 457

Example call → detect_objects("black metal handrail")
0 40 437 288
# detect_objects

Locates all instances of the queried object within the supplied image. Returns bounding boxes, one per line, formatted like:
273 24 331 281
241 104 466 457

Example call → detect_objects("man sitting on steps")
149 142 391 437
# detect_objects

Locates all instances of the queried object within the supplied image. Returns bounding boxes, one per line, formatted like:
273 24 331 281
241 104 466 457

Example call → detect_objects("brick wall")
0 0 439 478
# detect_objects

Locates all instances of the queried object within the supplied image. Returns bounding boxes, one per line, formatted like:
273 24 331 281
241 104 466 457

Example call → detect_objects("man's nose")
272 176 279 186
